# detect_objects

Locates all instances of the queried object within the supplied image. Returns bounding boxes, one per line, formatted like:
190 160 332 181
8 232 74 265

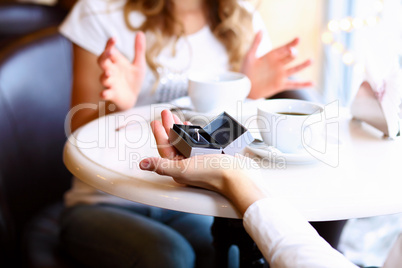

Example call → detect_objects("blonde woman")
59 0 312 267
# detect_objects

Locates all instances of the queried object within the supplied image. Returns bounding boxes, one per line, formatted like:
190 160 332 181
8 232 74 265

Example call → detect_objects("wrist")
113 96 138 111
222 169 266 216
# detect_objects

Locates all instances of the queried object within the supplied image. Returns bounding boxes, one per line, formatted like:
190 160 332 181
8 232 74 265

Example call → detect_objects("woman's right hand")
97 32 147 111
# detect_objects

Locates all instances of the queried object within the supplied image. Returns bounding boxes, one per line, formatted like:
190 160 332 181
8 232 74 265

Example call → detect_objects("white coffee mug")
257 99 325 154
188 71 251 113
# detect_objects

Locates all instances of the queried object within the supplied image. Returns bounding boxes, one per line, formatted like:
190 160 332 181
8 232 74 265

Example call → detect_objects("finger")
283 80 314 89
271 37 299 59
280 47 298 64
172 113 183 124
291 37 299 45
99 54 114 70
97 37 116 67
99 59 114 88
99 59 113 77
108 47 119 63
133 31 146 67
282 37 299 50
140 157 186 178
286 59 312 76
100 73 113 88
184 121 192 125
100 88 115 100
150 120 178 159
151 120 168 145
161 109 176 136
139 157 162 172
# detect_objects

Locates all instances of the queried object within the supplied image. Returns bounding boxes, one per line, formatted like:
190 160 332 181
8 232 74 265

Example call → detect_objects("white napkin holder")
351 80 401 139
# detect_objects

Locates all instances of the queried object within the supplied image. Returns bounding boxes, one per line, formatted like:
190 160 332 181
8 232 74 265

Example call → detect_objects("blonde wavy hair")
123 0 254 78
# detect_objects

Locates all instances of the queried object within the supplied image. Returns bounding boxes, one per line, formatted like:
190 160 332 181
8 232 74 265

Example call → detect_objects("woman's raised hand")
242 32 313 99
97 32 147 111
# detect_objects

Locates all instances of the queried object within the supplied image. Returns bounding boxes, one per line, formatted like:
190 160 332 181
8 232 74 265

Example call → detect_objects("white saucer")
246 141 318 165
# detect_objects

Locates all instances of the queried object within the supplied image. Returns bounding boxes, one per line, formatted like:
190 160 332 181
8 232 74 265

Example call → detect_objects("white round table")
63 100 402 221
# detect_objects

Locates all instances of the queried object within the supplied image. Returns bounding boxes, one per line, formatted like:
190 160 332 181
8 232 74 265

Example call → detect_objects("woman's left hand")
144 109 267 215
242 32 313 99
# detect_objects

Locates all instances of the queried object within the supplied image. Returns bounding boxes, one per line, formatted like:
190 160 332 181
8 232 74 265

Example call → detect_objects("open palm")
242 32 313 99
97 32 147 111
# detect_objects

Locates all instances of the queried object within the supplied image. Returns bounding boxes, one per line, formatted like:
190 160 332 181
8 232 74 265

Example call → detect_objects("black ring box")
168 112 253 158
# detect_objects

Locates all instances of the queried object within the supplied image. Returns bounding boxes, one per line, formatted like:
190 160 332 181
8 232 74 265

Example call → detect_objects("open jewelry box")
169 112 253 158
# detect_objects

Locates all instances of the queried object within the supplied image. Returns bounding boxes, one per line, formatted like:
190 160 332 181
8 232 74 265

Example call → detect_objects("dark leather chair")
0 173 14 267
0 2 68 48
0 27 79 267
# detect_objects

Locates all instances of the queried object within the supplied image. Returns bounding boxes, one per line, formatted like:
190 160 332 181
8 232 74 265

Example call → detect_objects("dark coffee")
277 112 310 116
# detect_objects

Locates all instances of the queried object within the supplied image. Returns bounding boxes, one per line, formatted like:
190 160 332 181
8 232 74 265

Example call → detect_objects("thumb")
139 157 182 178
133 31 146 67
246 31 263 60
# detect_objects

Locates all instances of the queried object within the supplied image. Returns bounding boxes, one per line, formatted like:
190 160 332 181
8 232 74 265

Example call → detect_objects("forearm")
67 101 115 133
243 199 358 268
69 44 135 133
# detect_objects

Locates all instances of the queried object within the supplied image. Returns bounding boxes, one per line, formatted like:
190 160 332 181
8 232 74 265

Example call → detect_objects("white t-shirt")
243 198 401 268
60 0 271 207
60 0 271 105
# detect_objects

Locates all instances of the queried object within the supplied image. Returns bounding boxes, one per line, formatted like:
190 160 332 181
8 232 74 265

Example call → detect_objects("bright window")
322 0 402 105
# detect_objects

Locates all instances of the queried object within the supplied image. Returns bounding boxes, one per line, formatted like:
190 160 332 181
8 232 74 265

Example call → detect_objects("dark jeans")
60 203 215 268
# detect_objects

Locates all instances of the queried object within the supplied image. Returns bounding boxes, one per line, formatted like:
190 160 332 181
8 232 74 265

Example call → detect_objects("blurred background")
0 0 401 267
256 0 401 107
3 0 401 105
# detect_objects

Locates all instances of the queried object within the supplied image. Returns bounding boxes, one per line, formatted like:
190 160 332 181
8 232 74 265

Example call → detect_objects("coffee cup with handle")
188 71 251 114
257 99 325 154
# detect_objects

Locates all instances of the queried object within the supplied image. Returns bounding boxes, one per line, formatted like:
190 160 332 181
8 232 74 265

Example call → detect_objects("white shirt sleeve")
243 198 359 268
59 0 144 59
59 0 113 56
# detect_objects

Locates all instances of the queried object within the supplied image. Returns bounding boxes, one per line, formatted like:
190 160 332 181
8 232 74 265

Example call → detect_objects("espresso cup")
257 99 324 154
188 71 251 113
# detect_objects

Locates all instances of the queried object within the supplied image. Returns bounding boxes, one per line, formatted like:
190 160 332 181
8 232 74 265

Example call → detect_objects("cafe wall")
254 0 324 92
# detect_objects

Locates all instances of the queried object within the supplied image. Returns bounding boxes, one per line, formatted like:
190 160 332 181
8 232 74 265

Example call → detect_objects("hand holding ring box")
169 112 253 158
